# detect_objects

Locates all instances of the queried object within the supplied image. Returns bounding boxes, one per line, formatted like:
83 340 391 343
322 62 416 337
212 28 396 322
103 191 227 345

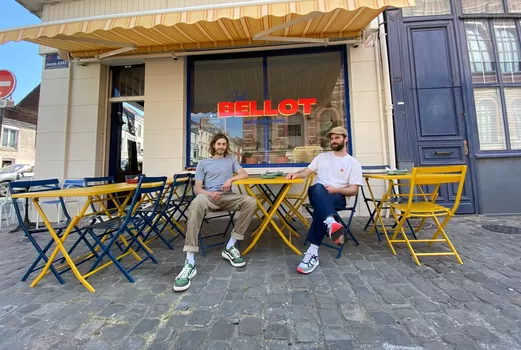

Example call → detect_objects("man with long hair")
286 127 363 274
173 133 257 292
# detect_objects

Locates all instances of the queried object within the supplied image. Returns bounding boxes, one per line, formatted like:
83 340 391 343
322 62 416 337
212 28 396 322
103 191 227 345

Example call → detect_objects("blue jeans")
307 183 346 246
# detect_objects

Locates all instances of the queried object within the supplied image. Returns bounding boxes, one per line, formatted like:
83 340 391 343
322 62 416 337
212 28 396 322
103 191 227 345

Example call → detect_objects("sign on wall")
0 70 16 99
44 53 69 70
217 98 317 118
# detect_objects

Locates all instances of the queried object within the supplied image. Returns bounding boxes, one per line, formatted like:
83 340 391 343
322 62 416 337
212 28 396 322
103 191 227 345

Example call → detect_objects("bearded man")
286 127 363 274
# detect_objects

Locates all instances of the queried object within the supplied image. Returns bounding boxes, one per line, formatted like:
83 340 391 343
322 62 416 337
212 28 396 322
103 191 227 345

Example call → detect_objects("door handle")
434 151 453 156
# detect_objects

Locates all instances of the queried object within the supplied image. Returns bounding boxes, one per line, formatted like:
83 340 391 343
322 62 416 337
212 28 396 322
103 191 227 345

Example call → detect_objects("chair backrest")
408 165 467 213
9 179 70 224
170 173 194 201
125 176 167 220
84 176 115 187
63 178 85 189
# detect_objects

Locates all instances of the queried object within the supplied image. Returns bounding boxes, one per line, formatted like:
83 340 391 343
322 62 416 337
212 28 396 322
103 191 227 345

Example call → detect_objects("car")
0 164 34 197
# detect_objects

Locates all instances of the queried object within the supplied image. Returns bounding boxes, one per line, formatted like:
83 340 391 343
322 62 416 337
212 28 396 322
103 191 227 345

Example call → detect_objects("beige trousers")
183 194 258 253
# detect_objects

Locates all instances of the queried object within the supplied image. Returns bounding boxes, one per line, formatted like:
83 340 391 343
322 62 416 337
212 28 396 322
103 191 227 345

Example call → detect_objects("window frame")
2 127 19 149
185 45 352 168
463 17 521 154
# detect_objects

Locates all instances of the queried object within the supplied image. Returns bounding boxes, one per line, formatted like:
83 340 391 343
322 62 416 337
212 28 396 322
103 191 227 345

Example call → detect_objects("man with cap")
286 126 363 274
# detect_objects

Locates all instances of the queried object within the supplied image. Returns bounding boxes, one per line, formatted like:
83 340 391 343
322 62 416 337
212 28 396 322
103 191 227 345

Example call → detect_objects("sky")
0 0 42 104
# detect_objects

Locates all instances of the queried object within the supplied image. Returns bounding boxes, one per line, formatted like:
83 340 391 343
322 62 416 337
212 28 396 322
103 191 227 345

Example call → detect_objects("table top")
234 176 304 185
12 178 176 199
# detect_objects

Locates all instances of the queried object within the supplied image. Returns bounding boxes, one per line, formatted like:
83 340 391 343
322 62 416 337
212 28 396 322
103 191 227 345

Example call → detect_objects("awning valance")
0 0 415 58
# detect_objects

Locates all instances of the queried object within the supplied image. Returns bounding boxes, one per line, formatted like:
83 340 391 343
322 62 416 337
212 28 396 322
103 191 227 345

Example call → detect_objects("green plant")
243 152 252 158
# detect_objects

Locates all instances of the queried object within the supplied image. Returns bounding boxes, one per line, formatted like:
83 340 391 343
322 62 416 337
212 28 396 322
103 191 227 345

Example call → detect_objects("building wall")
0 120 36 166
34 0 391 217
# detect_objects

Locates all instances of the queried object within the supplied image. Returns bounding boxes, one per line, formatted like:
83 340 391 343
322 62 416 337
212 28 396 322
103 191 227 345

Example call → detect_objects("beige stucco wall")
0 123 36 165
33 0 391 219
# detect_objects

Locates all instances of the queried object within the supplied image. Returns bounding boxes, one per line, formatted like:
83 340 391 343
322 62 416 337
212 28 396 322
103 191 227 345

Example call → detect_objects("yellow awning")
0 0 415 58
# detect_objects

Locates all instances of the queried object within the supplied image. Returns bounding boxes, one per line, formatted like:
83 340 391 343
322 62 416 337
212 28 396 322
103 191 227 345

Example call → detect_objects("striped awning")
0 0 415 58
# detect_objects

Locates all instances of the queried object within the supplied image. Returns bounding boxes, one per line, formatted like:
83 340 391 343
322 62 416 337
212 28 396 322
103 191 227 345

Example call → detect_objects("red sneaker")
328 222 345 246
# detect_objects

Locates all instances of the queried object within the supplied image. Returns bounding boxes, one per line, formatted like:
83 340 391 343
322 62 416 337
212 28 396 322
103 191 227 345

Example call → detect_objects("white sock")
307 244 319 256
226 237 237 249
324 216 336 226
187 252 195 265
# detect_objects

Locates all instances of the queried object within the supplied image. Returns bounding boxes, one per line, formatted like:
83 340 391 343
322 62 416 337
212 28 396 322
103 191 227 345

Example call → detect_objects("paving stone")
351 322 380 344
210 318 235 341
132 318 160 335
175 330 208 350
239 316 262 336
295 321 320 343
463 325 500 344
264 323 292 340
370 311 397 326
185 309 214 327
379 327 414 346
340 304 367 322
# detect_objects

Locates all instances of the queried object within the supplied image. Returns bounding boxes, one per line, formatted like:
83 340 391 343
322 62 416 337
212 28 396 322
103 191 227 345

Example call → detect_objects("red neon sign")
217 98 316 118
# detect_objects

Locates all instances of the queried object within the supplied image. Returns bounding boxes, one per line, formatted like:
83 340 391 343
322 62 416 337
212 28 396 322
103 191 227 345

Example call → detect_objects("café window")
187 48 348 166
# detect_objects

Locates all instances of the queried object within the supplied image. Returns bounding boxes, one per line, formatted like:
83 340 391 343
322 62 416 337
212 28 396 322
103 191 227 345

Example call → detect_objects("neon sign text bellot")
217 98 316 118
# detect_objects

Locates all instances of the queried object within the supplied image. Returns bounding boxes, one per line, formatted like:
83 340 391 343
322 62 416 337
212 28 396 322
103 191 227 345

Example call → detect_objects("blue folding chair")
303 192 359 259
9 179 97 283
142 173 193 249
81 176 167 283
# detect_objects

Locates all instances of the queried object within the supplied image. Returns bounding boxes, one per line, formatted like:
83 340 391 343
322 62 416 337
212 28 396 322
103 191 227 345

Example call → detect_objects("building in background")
1 84 38 167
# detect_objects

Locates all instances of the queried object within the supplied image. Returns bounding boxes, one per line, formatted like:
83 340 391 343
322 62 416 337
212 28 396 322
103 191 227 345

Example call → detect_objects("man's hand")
286 173 298 180
207 192 221 201
324 185 338 194
222 179 233 192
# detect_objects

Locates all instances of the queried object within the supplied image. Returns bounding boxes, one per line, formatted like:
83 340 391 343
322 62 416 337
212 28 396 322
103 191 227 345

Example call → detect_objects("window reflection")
462 0 504 14
493 21 521 83
465 21 498 83
188 50 347 166
474 88 507 150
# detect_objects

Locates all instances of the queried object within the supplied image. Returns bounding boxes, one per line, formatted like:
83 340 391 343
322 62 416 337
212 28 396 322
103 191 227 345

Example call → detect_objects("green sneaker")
173 260 197 292
222 245 246 267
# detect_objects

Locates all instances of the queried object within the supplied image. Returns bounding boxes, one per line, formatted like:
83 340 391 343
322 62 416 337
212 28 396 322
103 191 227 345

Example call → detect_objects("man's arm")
326 184 359 196
195 179 220 200
286 167 314 180
222 164 248 191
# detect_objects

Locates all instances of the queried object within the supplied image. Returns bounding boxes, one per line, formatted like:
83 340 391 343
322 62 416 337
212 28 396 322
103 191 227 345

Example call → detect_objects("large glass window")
188 48 348 166
465 19 521 152
462 0 504 14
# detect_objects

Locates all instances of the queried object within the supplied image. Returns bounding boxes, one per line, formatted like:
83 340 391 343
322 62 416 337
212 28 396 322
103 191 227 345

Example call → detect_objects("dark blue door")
387 14 476 213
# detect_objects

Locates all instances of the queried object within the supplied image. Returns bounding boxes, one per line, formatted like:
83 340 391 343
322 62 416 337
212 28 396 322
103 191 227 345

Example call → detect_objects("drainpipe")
378 13 397 170
374 26 389 170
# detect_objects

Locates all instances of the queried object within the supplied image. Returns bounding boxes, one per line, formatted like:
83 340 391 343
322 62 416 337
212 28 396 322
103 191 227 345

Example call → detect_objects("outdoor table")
235 176 304 256
363 172 459 252
12 179 174 292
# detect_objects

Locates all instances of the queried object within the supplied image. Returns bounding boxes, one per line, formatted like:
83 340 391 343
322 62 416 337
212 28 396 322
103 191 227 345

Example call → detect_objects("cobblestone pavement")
1 215 521 350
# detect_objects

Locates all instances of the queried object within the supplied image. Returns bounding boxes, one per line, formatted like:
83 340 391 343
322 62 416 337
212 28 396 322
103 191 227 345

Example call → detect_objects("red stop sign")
0 70 16 99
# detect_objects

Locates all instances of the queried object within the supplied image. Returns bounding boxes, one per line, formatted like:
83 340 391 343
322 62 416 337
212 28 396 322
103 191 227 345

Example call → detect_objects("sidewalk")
0 215 520 349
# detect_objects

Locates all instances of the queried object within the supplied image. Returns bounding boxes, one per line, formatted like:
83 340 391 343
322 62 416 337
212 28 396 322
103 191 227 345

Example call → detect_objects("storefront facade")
1 0 416 216
387 0 521 214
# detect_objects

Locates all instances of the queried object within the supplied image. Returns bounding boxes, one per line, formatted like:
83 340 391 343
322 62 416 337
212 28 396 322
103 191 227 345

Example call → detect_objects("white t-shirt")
307 152 363 188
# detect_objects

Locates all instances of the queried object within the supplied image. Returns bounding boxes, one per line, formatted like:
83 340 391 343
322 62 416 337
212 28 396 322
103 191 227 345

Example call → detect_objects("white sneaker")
297 252 319 274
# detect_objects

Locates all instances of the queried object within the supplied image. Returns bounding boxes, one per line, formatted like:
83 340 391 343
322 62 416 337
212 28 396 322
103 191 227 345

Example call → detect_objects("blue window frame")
185 45 351 168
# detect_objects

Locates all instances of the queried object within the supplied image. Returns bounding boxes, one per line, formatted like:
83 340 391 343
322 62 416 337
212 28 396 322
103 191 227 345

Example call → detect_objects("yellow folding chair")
386 165 467 266
283 173 316 228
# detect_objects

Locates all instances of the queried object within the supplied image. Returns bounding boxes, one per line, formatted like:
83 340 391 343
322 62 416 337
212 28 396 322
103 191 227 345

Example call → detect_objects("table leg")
30 199 95 292
365 178 397 255
242 184 302 256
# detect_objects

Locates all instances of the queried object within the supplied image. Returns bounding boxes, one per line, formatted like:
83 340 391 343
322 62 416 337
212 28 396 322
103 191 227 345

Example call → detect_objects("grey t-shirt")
195 156 242 192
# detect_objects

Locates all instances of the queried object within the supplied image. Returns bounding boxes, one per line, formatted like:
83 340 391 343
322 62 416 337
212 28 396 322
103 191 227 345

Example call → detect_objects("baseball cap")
326 126 348 138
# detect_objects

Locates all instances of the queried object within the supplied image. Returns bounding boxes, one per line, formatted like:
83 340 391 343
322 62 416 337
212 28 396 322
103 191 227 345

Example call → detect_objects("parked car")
0 164 34 197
